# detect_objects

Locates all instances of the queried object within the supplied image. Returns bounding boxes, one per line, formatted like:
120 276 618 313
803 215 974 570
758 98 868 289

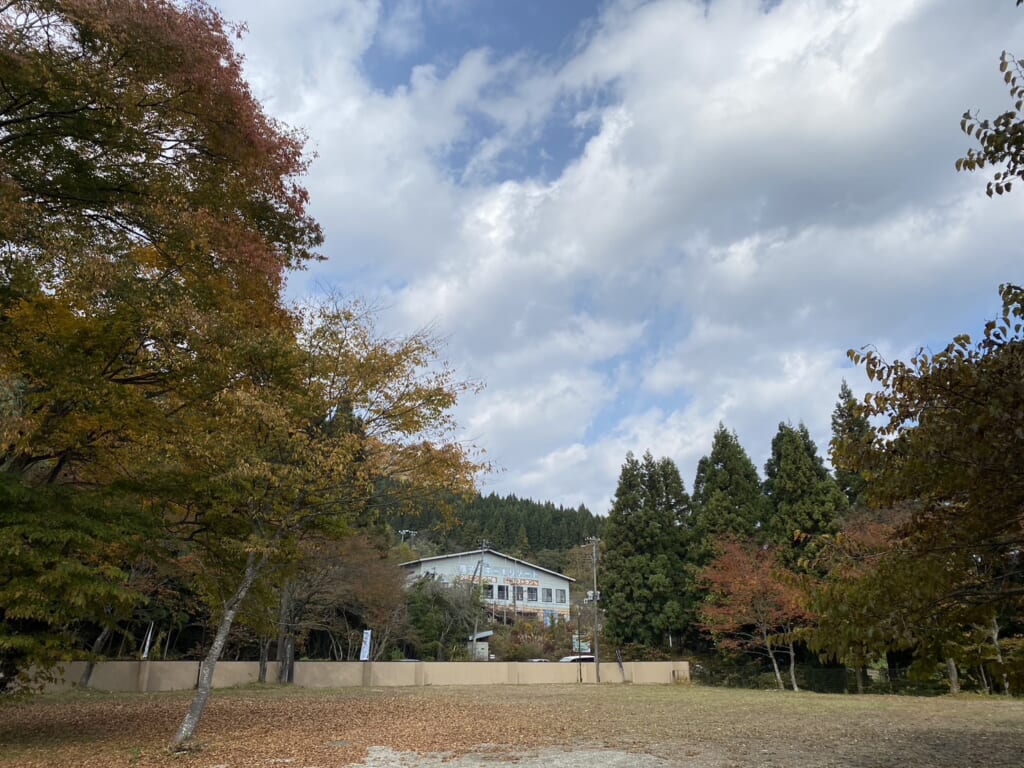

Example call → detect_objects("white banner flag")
359 629 372 661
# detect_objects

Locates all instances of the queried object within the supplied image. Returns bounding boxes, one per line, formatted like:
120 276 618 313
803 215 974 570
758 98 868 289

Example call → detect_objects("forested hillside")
391 493 603 573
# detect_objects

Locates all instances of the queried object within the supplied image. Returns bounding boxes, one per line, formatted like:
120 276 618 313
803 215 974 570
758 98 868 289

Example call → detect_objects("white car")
559 655 595 663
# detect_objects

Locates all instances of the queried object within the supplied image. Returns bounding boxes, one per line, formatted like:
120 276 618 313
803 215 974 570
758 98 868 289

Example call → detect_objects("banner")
359 629 372 661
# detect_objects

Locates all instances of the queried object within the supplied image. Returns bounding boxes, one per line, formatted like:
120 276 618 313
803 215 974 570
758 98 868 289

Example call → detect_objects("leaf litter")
1 684 1022 767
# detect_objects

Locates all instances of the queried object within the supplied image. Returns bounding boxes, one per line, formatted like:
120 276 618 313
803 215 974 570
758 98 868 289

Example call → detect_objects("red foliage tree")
699 538 810 691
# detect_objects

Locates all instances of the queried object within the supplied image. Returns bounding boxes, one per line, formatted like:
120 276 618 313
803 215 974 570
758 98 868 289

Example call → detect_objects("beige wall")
43 659 689 693
292 661 364 688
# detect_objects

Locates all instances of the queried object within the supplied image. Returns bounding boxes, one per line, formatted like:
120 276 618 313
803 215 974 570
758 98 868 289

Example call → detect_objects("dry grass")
1 683 1022 767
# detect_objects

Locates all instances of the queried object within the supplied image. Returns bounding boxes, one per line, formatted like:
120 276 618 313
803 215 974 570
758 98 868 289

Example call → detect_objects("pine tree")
691 424 768 553
829 380 873 507
763 422 846 559
601 452 691 649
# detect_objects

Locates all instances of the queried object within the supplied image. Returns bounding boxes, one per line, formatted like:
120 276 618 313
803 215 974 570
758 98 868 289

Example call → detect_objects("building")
400 549 574 624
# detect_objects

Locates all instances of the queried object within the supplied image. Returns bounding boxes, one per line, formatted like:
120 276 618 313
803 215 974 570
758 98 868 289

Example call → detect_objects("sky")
212 0 1023 515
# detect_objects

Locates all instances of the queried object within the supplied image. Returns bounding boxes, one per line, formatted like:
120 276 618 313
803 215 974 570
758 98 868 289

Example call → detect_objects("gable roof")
399 548 575 582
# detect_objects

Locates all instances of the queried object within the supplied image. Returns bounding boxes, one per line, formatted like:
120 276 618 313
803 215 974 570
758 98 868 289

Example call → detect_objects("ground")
1 684 1022 767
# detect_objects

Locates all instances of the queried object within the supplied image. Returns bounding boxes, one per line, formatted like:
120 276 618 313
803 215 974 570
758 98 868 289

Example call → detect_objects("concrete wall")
44 659 689 693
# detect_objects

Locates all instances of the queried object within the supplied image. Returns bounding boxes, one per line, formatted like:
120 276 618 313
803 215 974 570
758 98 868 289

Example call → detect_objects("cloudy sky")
213 0 1023 514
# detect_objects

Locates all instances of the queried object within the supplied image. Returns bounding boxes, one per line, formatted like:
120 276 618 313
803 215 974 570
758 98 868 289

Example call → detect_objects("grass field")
2 683 1022 767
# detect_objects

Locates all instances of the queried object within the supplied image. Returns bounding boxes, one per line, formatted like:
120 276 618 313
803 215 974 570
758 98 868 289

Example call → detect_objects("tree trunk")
163 628 175 660
945 657 960 695
276 586 293 684
855 665 864 694
78 626 111 689
763 631 784 690
284 637 295 683
990 617 1011 696
171 553 262 749
787 640 799 692
258 637 271 683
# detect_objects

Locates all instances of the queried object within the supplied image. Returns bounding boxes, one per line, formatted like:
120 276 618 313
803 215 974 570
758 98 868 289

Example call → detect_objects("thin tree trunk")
258 637 270 683
855 664 864 694
276 586 293 684
116 628 129 659
979 664 990 695
763 631 784 690
945 657 960 695
171 552 263 749
990 616 1011 696
787 640 799 692
163 628 174 660
284 637 295 683
78 626 111 689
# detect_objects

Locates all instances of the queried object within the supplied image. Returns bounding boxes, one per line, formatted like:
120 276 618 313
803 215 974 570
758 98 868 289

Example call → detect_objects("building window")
556 589 567 604
514 586 524 602
484 584 493 599
542 588 552 602
497 585 508 600
527 587 538 601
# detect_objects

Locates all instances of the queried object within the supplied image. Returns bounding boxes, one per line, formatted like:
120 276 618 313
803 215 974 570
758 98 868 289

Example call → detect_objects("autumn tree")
0 0 320 480
168 300 483 747
806 508 1016 694
0 0 319 681
806 512 911 693
821 285 1024 690
699 538 809 691
957 0 1024 196
601 451 691 650
267 533 409 674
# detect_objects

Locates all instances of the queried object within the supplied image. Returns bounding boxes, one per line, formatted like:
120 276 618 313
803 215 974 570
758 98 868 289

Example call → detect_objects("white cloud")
216 0 1024 513
376 0 425 57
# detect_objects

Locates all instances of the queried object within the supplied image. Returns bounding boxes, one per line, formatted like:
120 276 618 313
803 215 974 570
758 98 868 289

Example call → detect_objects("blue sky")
214 0 1024 514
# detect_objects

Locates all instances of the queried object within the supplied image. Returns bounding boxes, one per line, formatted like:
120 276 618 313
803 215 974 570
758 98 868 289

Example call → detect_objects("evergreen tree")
829 380 873 507
512 523 530 557
601 451 691 649
763 422 847 557
691 424 768 552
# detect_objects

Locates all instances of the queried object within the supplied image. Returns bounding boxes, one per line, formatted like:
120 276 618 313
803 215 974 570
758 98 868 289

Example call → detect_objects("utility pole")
576 603 583 683
586 536 601 683
471 539 490 660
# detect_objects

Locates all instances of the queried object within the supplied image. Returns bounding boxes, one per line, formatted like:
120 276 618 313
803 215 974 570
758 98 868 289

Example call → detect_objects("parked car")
558 655 595 663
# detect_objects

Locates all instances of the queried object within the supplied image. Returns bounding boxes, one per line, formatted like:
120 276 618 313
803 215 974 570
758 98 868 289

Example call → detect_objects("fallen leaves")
1 684 1022 767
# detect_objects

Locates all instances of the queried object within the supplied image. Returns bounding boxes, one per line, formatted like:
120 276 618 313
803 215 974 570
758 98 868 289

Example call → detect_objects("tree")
834 284 1024 657
0 0 319 484
691 424 768 555
957 0 1024 197
266 533 409 671
403 576 482 661
806 511 912 693
600 451 690 650
168 300 483 747
0 477 146 688
0 0 319 679
829 381 873 507
806 505 1022 694
763 422 846 558
699 538 809 691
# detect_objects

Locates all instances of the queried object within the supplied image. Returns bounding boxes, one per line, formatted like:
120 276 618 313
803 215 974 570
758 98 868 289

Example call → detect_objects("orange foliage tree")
1 0 319 685
698 538 811 691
